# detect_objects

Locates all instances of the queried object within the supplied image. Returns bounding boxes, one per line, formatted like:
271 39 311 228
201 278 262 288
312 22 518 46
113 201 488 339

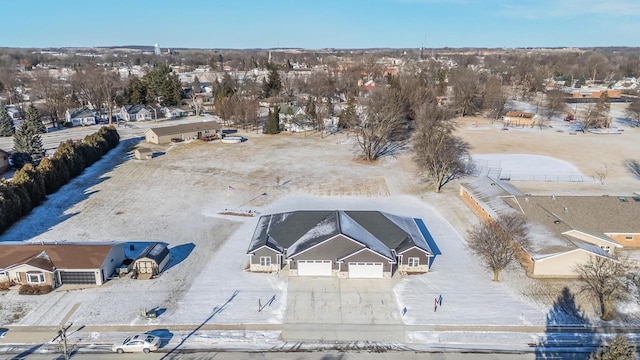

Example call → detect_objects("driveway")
282 277 405 341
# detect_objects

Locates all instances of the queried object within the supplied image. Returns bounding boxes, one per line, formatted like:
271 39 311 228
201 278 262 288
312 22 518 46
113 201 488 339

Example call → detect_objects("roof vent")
553 220 561 224
524 197 529 203
563 207 568 213
619 197 628 202
552 195 556 200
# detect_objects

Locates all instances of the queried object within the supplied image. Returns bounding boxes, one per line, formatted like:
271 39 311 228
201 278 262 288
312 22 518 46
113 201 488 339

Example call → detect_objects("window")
407 257 420 267
626 235 633 241
260 256 271 267
27 273 45 284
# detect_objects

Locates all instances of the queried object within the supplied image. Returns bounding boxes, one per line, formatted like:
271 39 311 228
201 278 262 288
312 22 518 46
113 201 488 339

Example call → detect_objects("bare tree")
585 52 609 81
543 90 568 121
466 214 529 282
355 87 408 161
624 95 640 126
412 102 470 192
575 256 629 321
481 76 507 120
31 70 74 128
0 68 23 105
449 67 480 116
578 94 611 133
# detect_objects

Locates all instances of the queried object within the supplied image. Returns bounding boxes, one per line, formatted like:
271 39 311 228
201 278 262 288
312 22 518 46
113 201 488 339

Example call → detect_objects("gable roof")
247 210 432 260
123 105 149 114
0 243 116 270
137 243 170 263
145 121 222 137
67 107 96 119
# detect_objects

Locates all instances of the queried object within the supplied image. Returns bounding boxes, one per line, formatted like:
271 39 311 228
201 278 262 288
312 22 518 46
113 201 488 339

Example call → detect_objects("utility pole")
52 323 73 360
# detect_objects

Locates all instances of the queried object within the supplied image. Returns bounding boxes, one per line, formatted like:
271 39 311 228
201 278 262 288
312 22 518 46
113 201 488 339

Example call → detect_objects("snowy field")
1 106 640 348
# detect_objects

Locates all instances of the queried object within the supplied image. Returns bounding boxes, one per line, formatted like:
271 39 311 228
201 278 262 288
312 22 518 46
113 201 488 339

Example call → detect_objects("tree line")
0 125 119 234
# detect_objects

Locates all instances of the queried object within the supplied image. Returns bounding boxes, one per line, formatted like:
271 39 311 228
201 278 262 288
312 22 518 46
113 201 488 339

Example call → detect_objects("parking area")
285 277 402 325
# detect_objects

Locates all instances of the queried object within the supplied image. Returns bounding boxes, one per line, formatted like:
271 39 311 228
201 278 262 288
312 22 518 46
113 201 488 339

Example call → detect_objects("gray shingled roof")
246 210 432 260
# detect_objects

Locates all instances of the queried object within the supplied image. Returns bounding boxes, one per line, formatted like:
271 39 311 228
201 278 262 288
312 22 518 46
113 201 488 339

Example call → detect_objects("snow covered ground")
1 109 640 349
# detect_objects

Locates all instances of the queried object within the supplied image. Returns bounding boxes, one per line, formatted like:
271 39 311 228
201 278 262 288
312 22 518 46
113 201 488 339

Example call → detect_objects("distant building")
154 43 161 56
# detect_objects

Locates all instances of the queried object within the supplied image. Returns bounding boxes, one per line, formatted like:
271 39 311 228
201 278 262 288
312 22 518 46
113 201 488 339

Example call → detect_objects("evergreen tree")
263 68 282 98
24 105 45 134
192 76 202 94
338 99 357 129
12 106 45 168
0 106 14 136
264 107 281 134
12 163 46 208
589 335 635 360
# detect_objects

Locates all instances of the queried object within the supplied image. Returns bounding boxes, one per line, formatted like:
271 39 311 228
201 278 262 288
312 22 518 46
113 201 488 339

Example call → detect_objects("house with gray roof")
120 105 152 122
65 107 97 127
460 176 633 278
246 210 434 278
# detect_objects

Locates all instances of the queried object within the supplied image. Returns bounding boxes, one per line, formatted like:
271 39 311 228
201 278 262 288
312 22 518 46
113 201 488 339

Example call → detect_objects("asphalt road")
0 350 541 360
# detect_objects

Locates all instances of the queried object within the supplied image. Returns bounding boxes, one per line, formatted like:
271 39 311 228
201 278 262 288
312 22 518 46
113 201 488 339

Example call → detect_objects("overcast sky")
2 0 639 49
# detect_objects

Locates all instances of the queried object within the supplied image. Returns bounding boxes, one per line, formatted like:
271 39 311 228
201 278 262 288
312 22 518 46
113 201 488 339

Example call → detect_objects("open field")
1 106 640 348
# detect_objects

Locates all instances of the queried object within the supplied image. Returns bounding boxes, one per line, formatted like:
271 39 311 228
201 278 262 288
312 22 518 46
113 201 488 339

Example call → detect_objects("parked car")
112 334 160 354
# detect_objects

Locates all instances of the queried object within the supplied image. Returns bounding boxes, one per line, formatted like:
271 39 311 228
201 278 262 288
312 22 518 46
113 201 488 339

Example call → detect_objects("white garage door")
297 260 332 276
348 262 383 278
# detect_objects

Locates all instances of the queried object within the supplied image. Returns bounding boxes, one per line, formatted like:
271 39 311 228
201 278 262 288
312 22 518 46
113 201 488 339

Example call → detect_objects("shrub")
0 280 10 291
18 284 52 295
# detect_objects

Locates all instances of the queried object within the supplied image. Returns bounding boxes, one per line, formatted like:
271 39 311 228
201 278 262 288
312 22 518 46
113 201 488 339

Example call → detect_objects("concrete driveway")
282 277 405 341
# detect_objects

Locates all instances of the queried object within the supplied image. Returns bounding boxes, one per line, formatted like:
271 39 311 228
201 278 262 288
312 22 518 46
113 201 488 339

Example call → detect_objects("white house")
65 107 96 127
121 105 152 122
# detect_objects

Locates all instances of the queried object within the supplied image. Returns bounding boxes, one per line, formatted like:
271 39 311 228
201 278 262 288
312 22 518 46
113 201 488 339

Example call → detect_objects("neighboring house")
0 149 10 174
284 119 316 133
5 106 22 120
459 176 631 278
134 243 171 279
278 106 306 122
163 107 188 119
121 105 152 122
144 121 222 144
0 243 126 289
65 107 96 127
246 210 435 278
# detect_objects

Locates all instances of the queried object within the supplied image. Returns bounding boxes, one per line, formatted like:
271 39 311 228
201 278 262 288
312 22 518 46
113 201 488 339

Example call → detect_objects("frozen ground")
1 106 640 347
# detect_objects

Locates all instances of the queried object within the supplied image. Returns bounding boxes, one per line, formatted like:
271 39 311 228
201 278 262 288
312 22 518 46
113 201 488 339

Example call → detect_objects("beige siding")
607 233 640 248
532 250 594 278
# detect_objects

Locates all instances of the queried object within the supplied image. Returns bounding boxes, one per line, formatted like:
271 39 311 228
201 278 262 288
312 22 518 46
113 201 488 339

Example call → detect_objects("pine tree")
264 107 281 134
0 106 14 136
263 68 282 98
589 335 635 360
11 106 45 168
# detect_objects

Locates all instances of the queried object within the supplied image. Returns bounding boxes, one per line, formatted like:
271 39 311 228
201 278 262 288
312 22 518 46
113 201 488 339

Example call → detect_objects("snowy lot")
1 106 640 348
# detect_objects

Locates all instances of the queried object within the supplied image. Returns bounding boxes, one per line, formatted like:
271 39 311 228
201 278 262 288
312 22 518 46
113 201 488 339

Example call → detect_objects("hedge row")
0 126 120 233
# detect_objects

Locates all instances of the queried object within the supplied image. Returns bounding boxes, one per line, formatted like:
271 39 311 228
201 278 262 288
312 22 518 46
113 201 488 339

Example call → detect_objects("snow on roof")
524 222 577 259
286 214 339 256
338 211 394 260
380 212 432 254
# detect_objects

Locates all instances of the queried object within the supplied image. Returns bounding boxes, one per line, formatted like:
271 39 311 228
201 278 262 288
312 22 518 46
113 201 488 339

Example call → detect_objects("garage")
297 260 332 276
348 262 383 279
59 271 97 285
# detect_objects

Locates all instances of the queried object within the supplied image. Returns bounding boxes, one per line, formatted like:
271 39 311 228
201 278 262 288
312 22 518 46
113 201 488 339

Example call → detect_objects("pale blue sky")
1 0 639 49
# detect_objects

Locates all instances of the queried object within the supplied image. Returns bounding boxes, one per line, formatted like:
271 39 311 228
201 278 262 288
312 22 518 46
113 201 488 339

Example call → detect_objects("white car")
112 334 161 354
